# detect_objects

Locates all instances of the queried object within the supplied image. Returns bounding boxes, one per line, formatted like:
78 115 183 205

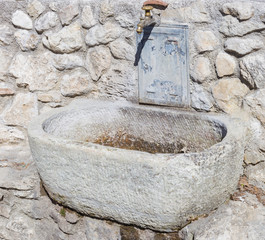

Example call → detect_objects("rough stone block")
244 117 265 165
9 52 58 92
0 123 25 144
224 36 263 57
219 15 265 37
1 93 38 128
194 30 219 53
38 91 61 103
191 83 213 112
221 1 254 21
12 10 33 30
246 162 265 191
240 52 265 89
109 39 134 61
212 78 249 113
84 218 121 240
86 45 112 81
53 54 84 71
179 193 265 240
27 0 45 19
81 5 97 29
59 4 79 26
43 21 84 54
14 30 40 51
0 82 15 96
0 25 13 46
0 47 14 79
61 69 92 97
99 1 114 24
191 56 212 83
85 22 122 47
35 11 59 33
162 0 210 23
244 89 265 126
215 52 237 77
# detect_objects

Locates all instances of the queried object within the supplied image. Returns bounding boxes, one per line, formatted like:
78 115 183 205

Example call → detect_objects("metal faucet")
136 0 168 34
136 6 157 34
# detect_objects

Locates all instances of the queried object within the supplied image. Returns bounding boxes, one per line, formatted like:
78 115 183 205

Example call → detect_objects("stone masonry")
0 0 264 239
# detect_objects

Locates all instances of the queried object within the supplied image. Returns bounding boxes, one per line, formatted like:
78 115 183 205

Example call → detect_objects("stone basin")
28 99 245 232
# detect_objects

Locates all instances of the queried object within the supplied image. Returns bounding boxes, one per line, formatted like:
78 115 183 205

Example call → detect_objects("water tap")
136 0 168 34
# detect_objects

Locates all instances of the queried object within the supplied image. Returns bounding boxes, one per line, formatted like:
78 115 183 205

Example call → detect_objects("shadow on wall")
134 25 155 66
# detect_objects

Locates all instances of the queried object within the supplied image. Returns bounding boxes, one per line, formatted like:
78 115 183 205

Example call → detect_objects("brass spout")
143 5 153 17
136 5 157 34
136 18 145 34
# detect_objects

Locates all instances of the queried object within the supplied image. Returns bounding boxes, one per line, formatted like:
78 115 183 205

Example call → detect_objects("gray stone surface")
194 30 219 53
9 52 58 91
35 11 59 33
85 22 122 47
99 1 114 24
219 15 265 37
215 52 237 77
0 48 14 79
0 82 15 96
65 211 80 224
43 21 84 54
5 214 36 239
27 0 45 19
14 29 40 51
161 0 211 23
244 89 265 126
212 78 249 113
0 204 11 219
191 56 212 83
0 123 25 144
240 52 265 89
49 2 60 12
244 117 265 165
0 25 13 46
109 38 134 61
221 2 254 20
81 5 97 29
38 91 61 103
12 10 33 30
28 99 245 231
53 53 84 71
61 69 92 97
224 36 264 57
85 217 121 240
59 3 79 26
191 83 213 112
246 162 265 191
0 163 39 193
98 59 136 100
114 3 137 29
179 193 265 240
2 92 38 128
86 45 112 81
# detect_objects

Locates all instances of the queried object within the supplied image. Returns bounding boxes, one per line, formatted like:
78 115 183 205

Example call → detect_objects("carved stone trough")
28 99 245 232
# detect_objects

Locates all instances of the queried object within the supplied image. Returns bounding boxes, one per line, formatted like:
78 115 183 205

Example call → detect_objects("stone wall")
0 0 265 163
0 0 264 239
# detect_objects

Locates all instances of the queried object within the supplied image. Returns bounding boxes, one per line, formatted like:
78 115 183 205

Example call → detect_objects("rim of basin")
28 99 245 161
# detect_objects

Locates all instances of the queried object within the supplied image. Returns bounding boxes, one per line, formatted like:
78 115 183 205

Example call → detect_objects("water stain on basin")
91 130 187 154
51 106 226 155
28 99 245 232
